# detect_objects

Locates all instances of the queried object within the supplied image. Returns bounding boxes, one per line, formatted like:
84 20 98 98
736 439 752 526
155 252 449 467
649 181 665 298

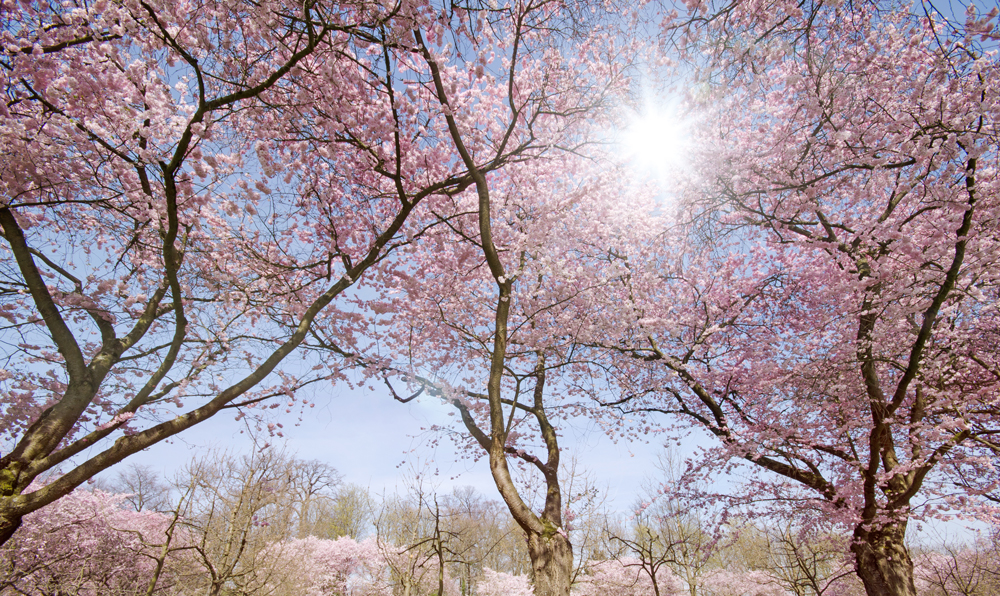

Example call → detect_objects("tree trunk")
526 529 573 596
0 513 22 546
851 521 917 596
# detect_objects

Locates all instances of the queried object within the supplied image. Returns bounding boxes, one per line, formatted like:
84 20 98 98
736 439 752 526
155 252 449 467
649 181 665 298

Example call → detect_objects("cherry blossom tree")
373 134 657 594
0 0 595 545
573 557 684 596
338 0 661 594
259 536 395 596
0 488 184 595
476 567 535 596
263 533 469 596
698 569 789 596
600 2 1000 596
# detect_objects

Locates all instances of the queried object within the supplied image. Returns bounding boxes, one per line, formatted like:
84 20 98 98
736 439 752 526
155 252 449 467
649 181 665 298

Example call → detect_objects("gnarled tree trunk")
851 520 917 596
526 529 574 596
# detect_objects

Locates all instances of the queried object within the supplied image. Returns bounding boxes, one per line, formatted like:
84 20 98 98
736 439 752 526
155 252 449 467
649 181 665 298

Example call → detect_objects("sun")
619 106 690 175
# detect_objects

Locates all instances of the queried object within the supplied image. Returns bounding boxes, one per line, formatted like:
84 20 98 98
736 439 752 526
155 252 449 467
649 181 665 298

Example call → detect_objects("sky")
105 379 675 514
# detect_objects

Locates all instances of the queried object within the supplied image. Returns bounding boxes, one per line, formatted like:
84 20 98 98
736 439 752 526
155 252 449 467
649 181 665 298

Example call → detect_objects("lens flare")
621 107 689 175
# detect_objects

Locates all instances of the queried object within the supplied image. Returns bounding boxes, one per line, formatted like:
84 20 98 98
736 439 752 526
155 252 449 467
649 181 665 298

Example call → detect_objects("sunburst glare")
620 105 690 177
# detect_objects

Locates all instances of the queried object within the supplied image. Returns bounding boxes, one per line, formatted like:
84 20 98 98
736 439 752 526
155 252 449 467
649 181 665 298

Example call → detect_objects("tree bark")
0 514 21 546
851 521 917 596
526 530 573 596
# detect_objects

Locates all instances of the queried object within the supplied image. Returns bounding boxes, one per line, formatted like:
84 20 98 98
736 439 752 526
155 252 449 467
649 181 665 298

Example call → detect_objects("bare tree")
283 459 342 539
374 479 442 596
307 483 373 540
171 447 343 596
757 525 860 596
440 486 528 593
618 452 720 596
105 464 172 513
916 532 1000 596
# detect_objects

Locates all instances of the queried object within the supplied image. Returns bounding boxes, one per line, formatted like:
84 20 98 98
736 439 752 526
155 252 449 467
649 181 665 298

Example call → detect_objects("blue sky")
104 381 672 514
